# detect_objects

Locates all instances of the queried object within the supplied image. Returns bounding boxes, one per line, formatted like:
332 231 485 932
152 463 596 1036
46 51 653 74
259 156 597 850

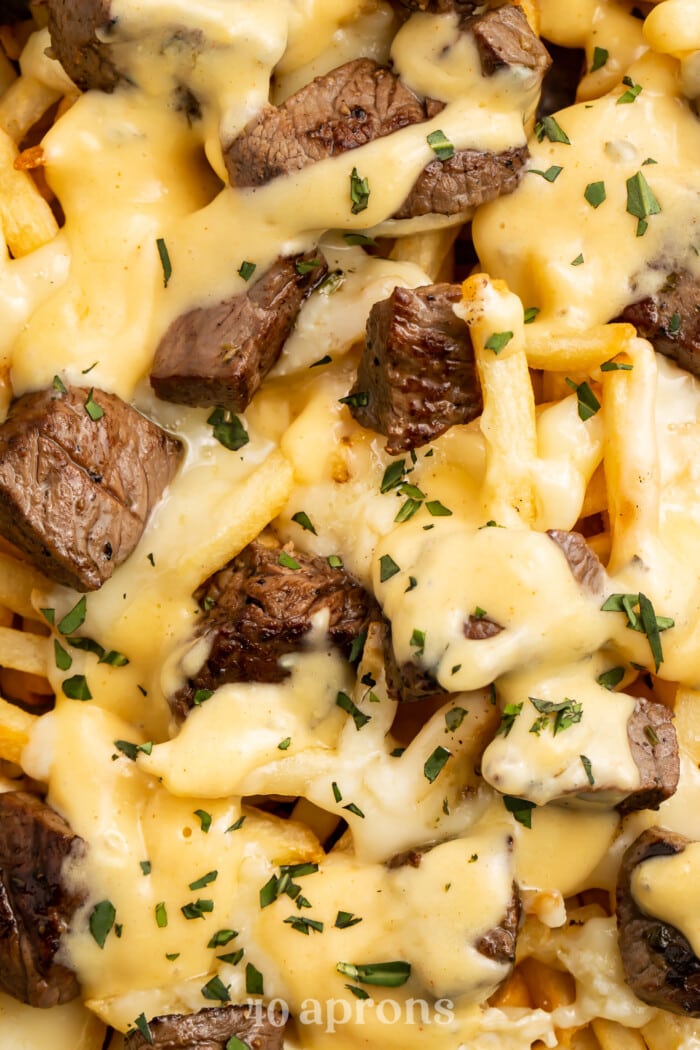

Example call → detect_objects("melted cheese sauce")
4 0 700 1046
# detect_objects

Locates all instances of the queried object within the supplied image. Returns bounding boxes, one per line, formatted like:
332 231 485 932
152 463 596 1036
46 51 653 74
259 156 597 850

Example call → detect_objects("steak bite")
171 540 372 717
546 530 606 594
477 886 520 966
47 0 121 92
617 827 700 1015
224 58 428 188
392 144 528 219
124 1004 287 1050
619 271 700 377
0 791 85 1008
150 252 328 411
0 385 182 591
466 5 551 78
347 283 482 454
619 697 679 814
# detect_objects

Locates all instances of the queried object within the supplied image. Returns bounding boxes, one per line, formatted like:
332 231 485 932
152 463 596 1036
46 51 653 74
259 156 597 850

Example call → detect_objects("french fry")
592 1018 648 1050
518 955 576 1012
487 966 532 1008
0 625 48 676
460 273 538 526
0 74 60 143
673 686 700 766
0 694 37 763
525 323 636 372
0 551 49 620
0 124 57 255
602 338 660 575
176 449 294 591
389 225 460 282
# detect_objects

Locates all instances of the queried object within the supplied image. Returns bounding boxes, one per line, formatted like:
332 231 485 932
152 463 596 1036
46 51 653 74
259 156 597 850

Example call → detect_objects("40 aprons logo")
242 996 456 1034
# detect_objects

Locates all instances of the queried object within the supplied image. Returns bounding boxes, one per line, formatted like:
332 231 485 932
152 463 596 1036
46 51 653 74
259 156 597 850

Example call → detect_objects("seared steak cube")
467 4 551 77
125 1004 286 1049
150 252 327 411
620 697 679 814
224 58 427 188
0 791 85 1008
348 283 482 454
617 827 700 1015
171 540 372 717
47 0 121 92
619 271 700 377
546 530 606 594
394 144 528 219
0 385 182 591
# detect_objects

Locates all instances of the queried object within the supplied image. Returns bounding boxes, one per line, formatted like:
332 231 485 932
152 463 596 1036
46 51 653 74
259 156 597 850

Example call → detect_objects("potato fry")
0 551 49 620
592 1018 648 1050
0 124 57 255
0 694 37 763
460 273 538 526
673 686 700 766
0 625 49 675
389 225 459 282
176 449 294 591
519 955 576 1012
525 323 636 373
602 338 660 575
0 74 60 142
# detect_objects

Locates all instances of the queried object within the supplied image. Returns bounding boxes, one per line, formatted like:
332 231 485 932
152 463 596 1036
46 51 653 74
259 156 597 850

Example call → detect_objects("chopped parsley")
201 976 231 1003
53 374 67 393
343 802 365 818
535 115 571 144
277 737 291 750
669 313 681 336
62 674 92 701
155 902 168 928
336 961 411 987
336 690 370 730
584 181 606 208
291 510 317 534
207 929 238 948
497 702 523 737
89 900 116 948
445 706 467 732
626 170 661 237
278 551 301 570
181 899 214 920
530 165 563 183
590 46 609 72
226 816 246 832
206 407 249 451
328 554 344 569
484 330 513 354
335 911 362 929
246 962 264 995
114 739 153 760
349 167 370 214
426 129 455 161
379 554 400 582
58 596 87 634
502 794 536 828
295 258 322 275
140 860 151 875
54 639 72 671
618 76 642 104
339 390 369 408
426 500 452 517
194 809 212 833
528 696 583 736
237 260 256 281
381 460 406 492
284 915 324 935
601 358 633 372
601 592 673 671
424 745 451 784
597 666 625 690
565 378 600 421
571 253 585 266
156 237 172 286
189 870 218 891
580 754 595 786
410 628 426 657
133 1013 154 1045
524 306 540 324
645 724 660 747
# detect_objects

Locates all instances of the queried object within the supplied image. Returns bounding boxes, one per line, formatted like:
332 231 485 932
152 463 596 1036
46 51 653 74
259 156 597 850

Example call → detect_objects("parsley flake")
524 306 540 324
424 745 451 784
535 115 571 144
206 407 249 451
155 902 168 928
565 378 600 421
335 911 362 929
590 46 609 72
502 794 536 828
62 674 92 701
426 129 455 161
336 690 370 730
58 596 87 634
194 809 212 833
201 976 230 1003
580 754 595 786
379 554 400 582
497 702 523 737
54 639 72 671
89 900 116 948
626 170 661 236
291 511 317 534
484 331 513 354
238 260 256 281
133 1013 154 1045
530 165 563 183
584 181 606 208
618 76 642 104
278 551 301 570
245 963 264 995
336 961 411 987
156 237 172 286
349 167 370 214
